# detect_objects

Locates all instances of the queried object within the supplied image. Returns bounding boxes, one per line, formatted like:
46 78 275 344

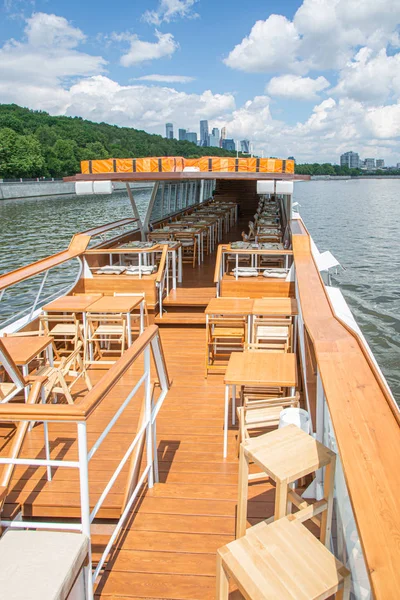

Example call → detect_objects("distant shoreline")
310 175 400 181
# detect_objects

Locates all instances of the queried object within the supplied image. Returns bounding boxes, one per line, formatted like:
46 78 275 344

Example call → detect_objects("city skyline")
166 119 251 153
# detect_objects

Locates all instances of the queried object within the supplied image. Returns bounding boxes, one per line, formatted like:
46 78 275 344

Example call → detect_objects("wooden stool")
217 516 350 599
236 424 336 546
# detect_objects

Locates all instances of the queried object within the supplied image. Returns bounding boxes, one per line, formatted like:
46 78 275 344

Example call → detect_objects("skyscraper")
165 123 174 139
220 127 226 148
212 127 220 139
186 132 198 144
376 159 385 169
208 133 219 147
200 120 209 147
340 151 360 169
240 139 250 153
178 128 187 141
222 139 236 152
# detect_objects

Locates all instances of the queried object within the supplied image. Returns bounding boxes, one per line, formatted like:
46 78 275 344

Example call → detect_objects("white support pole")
77 422 93 600
143 182 160 238
126 183 145 241
144 345 154 488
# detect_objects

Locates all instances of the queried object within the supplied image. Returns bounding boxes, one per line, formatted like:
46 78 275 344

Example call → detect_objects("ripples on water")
0 180 399 402
295 179 400 402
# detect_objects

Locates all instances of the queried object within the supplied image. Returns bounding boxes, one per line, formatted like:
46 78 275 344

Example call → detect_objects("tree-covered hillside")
0 104 241 179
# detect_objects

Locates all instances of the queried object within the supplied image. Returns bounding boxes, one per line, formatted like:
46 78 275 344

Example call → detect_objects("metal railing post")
77 421 93 600
144 345 154 487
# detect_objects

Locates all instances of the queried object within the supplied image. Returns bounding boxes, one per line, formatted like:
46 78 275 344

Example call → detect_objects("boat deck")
0 217 278 599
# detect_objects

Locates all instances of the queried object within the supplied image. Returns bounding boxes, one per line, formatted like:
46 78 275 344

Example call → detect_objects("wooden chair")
251 317 292 352
206 317 246 375
217 516 350 599
40 312 83 360
86 312 128 362
148 231 172 242
236 392 300 451
173 233 197 268
0 337 28 403
36 341 92 404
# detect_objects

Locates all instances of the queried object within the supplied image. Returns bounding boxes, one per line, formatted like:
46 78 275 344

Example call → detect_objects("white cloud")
225 0 400 74
134 74 194 83
332 48 400 103
266 75 330 101
224 15 302 73
142 0 198 26
115 30 178 67
365 104 400 139
0 13 105 105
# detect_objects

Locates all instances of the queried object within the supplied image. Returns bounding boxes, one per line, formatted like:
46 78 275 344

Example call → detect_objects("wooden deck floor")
0 215 277 598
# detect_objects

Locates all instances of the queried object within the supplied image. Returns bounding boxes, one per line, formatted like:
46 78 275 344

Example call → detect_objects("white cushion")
263 269 288 279
0 530 88 600
233 267 259 277
125 265 157 275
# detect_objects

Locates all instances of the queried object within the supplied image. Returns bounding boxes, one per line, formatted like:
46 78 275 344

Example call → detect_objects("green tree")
0 127 45 178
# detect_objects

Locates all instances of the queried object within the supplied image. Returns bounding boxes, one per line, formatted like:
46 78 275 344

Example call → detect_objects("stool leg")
335 572 351 600
320 455 336 547
274 479 288 521
216 552 229 599
236 446 249 538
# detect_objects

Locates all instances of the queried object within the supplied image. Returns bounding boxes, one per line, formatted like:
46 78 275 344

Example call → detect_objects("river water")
0 179 399 402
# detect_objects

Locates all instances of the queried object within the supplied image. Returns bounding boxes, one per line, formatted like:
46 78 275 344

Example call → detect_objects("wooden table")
2 335 54 400
42 294 103 313
43 294 103 354
206 298 254 344
87 295 144 346
252 298 298 316
223 351 297 456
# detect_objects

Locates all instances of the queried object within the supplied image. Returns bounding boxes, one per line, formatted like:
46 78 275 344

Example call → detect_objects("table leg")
127 312 132 346
172 249 177 289
216 553 229 600
140 301 144 334
223 385 229 458
178 247 182 283
197 234 201 266
236 445 249 538
232 384 236 425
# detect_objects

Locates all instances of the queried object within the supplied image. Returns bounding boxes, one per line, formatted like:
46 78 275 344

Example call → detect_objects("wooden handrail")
0 325 161 422
0 234 91 292
213 244 225 283
156 245 168 283
292 223 400 600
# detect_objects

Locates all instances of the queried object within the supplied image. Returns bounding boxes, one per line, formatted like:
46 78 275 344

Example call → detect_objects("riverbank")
311 175 400 180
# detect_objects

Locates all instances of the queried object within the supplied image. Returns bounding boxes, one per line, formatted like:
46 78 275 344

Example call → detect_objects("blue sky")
0 0 400 163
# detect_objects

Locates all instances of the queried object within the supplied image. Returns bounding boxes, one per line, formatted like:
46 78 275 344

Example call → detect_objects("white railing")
0 325 170 600
0 257 83 332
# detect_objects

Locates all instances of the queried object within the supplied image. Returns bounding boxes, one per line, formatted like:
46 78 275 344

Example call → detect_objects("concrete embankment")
0 180 139 200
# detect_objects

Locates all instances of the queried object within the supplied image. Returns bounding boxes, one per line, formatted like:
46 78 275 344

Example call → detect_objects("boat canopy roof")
64 156 309 182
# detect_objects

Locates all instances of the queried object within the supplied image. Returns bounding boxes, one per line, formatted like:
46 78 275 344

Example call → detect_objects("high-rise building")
220 127 226 148
364 158 375 170
376 159 385 169
178 128 187 141
165 123 174 139
222 139 236 152
208 135 219 148
212 127 220 139
240 139 250 153
340 151 360 169
200 120 209 147
185 131 198 145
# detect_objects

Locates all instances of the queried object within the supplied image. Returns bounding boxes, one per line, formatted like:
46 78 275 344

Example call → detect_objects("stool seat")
217 516 350 599
237 425 336 546
0 530 89 600
245 424 335 483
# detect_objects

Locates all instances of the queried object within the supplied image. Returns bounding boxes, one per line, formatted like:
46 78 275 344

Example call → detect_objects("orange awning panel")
81 156 295 175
